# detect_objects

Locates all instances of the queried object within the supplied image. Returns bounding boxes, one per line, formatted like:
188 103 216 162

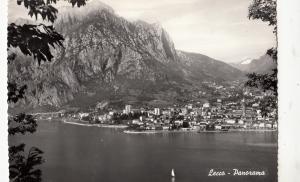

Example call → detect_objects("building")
187 104 193 109
79 112 89 119
154 108 161 115
139 116 146 122
180 108 188 115
225 119 236 124
203 102 210 108
125 105 132 114
241 98 246 117
162 110 171 116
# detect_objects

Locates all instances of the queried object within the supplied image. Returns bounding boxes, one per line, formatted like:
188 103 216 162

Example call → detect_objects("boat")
171 168 175 178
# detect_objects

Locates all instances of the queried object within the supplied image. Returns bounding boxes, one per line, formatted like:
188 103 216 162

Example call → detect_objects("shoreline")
60 118 277 134
123 128 277 134
123 130 199 134
63 120 128 129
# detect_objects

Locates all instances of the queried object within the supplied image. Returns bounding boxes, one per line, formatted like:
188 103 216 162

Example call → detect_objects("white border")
0 0 8 181
1 0 300 182
278 0 300 181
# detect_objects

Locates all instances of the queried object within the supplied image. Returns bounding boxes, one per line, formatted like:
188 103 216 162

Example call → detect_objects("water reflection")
9 121 278 182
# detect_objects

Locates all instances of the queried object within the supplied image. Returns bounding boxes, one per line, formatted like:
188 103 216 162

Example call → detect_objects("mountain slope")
231 55 276 73
8 1 243 111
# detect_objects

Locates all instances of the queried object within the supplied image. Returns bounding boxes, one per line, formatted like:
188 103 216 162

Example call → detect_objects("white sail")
171 169 175 177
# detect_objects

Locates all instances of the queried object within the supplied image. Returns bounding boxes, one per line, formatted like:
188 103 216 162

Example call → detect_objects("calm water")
9 120 277 182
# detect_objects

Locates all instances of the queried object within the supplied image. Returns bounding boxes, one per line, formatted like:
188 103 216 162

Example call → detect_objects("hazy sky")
8 0 276 63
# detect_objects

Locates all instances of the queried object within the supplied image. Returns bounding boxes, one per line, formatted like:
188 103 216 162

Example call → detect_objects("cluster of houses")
62 95 277 132
33 80 277 132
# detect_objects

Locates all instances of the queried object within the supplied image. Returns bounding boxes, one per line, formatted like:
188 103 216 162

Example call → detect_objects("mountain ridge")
230 54 276 73
8 3 244 112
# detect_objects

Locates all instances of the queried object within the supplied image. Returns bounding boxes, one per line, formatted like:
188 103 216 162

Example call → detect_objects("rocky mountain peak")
57 0 114 22
9 1 243 111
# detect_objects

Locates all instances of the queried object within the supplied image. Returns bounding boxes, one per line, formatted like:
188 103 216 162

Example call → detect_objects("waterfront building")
259 123 265 128
132 119 142 125
215 125 222 130
79 112 89 119
139 116 146 122
238 120 244 125
125 105 132 114
266 123 272 128
225 119 236 124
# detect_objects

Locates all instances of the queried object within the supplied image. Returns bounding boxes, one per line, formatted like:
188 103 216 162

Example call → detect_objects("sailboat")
171 168 175 178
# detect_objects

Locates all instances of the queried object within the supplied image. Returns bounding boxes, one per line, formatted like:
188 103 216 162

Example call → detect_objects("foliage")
8 23 64 64
245 68 277 95
248 0 277 33
112 112 148 121
259 95 277 118
8 0 87 65
266 47 277 62
9 144 44 182
8 112 43 182
8 113 37 135
7 83 27 103
16 0 86 23
246 0 277 120
8 1 87 181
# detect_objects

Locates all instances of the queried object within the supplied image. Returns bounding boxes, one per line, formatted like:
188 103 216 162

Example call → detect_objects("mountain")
240 58 253 65
8 1 244 112
231 55 276 73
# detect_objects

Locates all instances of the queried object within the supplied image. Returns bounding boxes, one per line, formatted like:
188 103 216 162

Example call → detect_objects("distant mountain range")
8 0 244 112
230 55 276 73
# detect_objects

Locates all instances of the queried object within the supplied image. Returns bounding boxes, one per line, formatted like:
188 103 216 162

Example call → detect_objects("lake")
9 120 277 182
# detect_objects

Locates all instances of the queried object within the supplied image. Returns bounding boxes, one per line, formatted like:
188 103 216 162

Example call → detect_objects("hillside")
231 54 276 73
8 1 244 112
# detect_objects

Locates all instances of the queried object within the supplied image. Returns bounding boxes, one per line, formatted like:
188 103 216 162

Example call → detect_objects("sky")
8 0 276 63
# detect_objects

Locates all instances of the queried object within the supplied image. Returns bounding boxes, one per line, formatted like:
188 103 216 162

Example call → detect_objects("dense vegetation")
8 0 87 181
245 0 277 118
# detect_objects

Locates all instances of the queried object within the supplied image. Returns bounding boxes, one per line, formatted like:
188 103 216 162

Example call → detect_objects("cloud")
8 0 276 62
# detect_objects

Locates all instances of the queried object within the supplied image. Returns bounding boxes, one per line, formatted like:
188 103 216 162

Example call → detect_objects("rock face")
8 1 243 110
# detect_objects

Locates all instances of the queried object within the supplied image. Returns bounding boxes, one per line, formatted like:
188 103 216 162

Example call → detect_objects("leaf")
8 23 64 64
9 145 44 182
8 113 37 135
248 0 277 33
7 82 27 103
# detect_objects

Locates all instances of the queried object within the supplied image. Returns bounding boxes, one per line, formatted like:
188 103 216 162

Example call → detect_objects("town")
35 81 278 133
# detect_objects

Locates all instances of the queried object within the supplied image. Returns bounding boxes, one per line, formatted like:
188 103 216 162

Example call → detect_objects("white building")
132 119 142 125
180 108 188 115
259 123 265 128
238 120 244 125
215 125 222 130
125 105 132 114
154 108 161 115
79 113 89 119
203 102 210 108
225 119 236 124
